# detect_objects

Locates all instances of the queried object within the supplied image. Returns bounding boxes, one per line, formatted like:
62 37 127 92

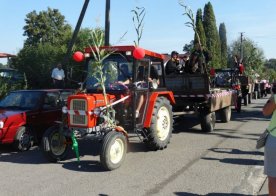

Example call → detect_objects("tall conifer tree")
203 2 221 68
194 9 206 48
219 23 227 68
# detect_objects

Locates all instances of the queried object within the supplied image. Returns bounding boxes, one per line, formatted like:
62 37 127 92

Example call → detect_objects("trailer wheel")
13 126 33 151
100 131 127 171
236 97 242 113
41 126 70 162
146 97 173 150
219 106 231 123
199 112 216 132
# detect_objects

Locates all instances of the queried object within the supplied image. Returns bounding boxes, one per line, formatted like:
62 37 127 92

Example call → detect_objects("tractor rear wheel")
145 97 173 150
219 106 231 123
41 126 70 162
199 112 216 132
100 131 127 171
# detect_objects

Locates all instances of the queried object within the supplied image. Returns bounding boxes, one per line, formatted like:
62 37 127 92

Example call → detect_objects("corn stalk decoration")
179 1 208 74
88 29 116 127
131 7 146 46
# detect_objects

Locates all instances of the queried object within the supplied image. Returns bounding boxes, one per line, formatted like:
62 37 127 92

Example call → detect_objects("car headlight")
0 121 4 129
62 106 68 113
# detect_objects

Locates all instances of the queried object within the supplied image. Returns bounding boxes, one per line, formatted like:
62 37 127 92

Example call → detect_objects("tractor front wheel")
100 131 127 171
41 126 70 162
145 97 173 150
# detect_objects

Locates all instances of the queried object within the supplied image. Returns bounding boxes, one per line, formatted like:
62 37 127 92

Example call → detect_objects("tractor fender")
115 126 128 139
143 91 175 128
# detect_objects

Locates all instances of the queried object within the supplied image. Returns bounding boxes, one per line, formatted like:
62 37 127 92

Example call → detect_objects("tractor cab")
82 46 172 132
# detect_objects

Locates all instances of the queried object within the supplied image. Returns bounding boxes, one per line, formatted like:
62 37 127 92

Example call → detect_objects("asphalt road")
0 97 270 196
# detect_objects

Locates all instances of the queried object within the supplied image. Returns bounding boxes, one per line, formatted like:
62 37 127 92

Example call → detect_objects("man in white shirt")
51 63 65 88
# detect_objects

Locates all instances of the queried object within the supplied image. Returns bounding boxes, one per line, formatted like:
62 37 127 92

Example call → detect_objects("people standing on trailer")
165 51 183 75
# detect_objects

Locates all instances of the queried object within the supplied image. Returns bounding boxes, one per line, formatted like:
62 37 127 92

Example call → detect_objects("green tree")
74 27 104 51
194 9 206 48
203 2 221 68
23 8 72 46
229 37 265 80
264 59 276 69
183 40 194 52
219 23 227 68
13 43 67 88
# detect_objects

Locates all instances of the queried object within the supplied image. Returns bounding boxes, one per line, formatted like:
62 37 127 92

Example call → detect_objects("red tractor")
41 46 175 170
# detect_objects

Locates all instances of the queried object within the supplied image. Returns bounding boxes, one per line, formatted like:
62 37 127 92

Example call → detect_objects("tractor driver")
118 63 131 85
135 61 159 118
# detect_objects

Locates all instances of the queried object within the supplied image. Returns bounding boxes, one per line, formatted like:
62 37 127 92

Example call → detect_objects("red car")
0 89 74 151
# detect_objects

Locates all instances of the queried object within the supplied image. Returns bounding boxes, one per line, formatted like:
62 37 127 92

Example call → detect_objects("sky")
1 0 276 64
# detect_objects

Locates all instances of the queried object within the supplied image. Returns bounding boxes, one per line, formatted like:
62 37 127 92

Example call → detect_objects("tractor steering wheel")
109 81 129 90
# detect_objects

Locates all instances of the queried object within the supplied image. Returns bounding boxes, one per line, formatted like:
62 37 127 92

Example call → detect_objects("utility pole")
240 32 244 62
105 0 110 46
63 0 90 72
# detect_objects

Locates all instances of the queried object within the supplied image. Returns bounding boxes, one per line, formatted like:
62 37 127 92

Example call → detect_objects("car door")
29 91 62 139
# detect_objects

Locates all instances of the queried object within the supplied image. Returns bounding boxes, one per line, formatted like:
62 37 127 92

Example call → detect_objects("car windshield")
0 91 42 110
0 69 24 80
85 54 133 91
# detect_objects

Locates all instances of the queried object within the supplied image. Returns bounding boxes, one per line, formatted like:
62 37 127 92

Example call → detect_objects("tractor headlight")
0 121 4 129
93 107 101 116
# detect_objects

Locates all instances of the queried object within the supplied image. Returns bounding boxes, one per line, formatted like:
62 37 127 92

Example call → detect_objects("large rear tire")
145 97 173 150
100 131 127 171
13 126 33 151
199 112 216 132
41 126 70 162
219 106 231 123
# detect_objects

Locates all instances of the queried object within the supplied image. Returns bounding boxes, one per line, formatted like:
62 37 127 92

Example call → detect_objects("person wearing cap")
165 51 183 75
51 63 65 88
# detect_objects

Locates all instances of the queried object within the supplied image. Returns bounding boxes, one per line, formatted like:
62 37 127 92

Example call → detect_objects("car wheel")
13 126 33 151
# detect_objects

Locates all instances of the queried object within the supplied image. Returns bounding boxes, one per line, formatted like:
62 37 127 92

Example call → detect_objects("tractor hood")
67 93 117 111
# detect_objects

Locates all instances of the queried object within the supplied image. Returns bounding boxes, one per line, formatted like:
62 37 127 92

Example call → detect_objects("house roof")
0 53 16 58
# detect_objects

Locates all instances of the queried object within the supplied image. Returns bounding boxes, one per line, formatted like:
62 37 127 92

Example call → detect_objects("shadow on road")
208 147 263 156
201 157 263 166
174 192 267 196
62 160 106 172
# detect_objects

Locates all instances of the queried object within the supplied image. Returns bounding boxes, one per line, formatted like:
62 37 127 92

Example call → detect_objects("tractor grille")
70 99 88 126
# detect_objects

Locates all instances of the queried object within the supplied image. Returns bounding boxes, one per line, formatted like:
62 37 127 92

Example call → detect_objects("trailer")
166 72 237 132
236 75 254 105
